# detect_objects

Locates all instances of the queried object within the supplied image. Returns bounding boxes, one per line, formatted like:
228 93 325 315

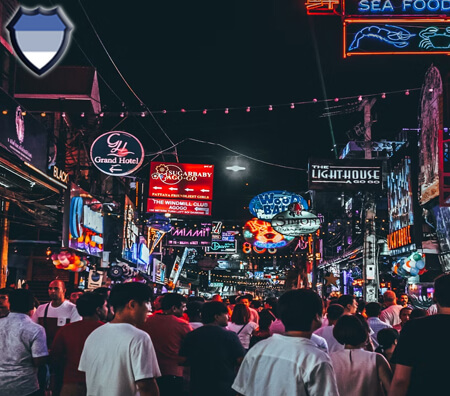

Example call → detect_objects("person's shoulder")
62 300 77 309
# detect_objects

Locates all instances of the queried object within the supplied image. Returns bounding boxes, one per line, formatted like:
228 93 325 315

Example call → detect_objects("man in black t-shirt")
179 301 245 396
389 273 450 396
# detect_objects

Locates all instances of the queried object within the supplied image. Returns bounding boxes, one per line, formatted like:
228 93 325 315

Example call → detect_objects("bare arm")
388 364 412 396
136 378 159 396
32 356 49 367
376 353 392 394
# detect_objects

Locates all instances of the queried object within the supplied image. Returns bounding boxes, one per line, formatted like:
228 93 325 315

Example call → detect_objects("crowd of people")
0 272 449 396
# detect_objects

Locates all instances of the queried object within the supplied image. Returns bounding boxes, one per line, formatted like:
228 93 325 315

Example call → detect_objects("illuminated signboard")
387 157 414 234
205 241 237 254
344 0 450 16
68 184 103 257
387 225 413 250
90 131 144 176
249 191 309 221
147 198 211 216
0 105 48 172
271 210 321 236
243 218 295 249
149 162 214 200
212 221 223 240
152 258 166 284
344 21 450 57
306 0 341 14
166 222 212 247
123 195 139 262
309 159 382 190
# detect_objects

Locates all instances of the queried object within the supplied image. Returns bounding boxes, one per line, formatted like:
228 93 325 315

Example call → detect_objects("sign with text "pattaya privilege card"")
149 162 214 200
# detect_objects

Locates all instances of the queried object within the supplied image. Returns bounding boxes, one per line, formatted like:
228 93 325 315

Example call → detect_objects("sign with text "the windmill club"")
149 162 214 200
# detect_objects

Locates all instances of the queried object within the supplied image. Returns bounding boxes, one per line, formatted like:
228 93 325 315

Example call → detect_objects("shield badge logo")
7 7 73 76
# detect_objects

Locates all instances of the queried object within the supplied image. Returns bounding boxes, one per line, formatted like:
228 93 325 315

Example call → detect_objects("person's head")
69 290 84 305
399 307 412 324
264 297 278 311
251 300 262 310
365 302 382 318
92 287 113 322
48 280 66 303
326 304 344 325
186 301 204 323
337 294 358 315
92 287 111 298
410 308 427 320
231 303 250 325
377 328 399 351
278 289 323 332
9 289 35 314
76 292 108 321
160 293 187 317
383 290 397 307
109 283 152 326
211 294 222 302
0 288 12 317
152 295 164 311
434 272 450 308
333 314 368 347
398 293 409 307
201 301 229 326
236 295 251 307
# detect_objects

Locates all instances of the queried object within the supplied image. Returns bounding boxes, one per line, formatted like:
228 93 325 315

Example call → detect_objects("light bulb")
246 107 251 112
203 109 207 114
225 108 229 114
405 90 410 96
381 93 386 99
290 103 295 109
268 105 273 111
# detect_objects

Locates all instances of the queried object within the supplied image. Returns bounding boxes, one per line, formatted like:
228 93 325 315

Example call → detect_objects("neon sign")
306 0 340 14
344 21 450 56
243 218 294 249
387 225 412 250
345 0 450 16
249 191 308 221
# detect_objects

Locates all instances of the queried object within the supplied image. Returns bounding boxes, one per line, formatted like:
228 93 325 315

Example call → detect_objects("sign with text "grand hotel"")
308 159 382 191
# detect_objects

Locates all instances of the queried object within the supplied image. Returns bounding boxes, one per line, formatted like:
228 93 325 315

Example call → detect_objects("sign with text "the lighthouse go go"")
90 131 145 176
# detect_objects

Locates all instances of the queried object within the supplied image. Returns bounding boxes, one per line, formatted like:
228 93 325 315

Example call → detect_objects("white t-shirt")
0 313 48 396
380 304 403 326
270 319 328 353
314 325 344 353
79 323 161 396
32 300 81 326
228 321 258 349
232 334 339 396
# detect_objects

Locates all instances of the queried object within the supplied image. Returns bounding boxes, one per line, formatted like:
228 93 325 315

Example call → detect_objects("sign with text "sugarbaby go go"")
149 162 214 200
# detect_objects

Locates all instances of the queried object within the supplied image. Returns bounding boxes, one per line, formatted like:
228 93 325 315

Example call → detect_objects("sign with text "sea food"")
147 198 211 216
90 131 144 176
309 159 382 190
149 162 214 200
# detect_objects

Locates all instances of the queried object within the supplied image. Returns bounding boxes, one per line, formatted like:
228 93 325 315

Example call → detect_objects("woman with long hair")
228 304 258 350
331 315 392 396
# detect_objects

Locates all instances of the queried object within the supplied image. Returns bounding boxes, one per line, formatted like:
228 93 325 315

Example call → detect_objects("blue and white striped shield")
7 7 73 76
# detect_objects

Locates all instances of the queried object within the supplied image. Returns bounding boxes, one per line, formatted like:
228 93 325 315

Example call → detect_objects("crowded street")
1 0 450 395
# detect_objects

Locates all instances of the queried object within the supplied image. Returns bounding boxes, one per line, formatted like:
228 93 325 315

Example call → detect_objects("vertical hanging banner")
168 248 196 285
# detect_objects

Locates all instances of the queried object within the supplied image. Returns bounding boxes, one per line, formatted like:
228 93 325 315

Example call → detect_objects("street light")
226 165 246 172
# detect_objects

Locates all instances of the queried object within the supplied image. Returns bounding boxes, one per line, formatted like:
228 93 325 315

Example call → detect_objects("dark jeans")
157 375 184 396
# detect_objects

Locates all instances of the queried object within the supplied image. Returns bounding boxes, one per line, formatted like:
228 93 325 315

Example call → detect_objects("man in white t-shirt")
314 303 345 353
79 283 160 396
32 280 81 347
380 291 403 326
233 289 339 396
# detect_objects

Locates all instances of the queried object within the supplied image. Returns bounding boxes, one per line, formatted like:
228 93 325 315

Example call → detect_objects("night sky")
14 0 450 221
